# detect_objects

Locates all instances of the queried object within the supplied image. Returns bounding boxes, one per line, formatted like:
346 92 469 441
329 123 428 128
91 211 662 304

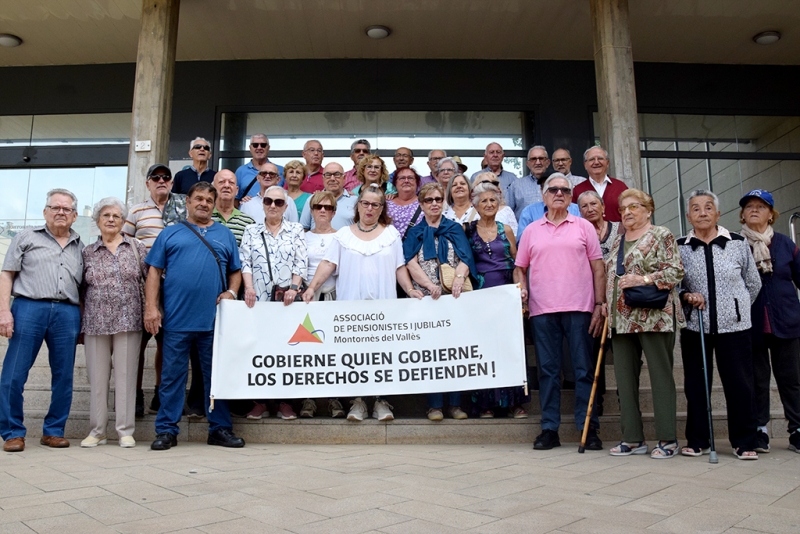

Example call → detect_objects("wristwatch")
643 275 652 285
289 284 299 291
226 289 237 299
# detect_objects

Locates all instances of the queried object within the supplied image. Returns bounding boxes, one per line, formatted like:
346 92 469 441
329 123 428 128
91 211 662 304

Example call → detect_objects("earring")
769 219 773 224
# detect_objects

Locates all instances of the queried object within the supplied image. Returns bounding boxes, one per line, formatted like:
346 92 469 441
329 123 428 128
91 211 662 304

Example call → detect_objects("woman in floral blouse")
81 197 148 449
240 185 308 420
605 189 685 459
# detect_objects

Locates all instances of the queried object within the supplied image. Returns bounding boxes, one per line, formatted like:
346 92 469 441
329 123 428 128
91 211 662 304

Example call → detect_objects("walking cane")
697 309 718 464
579 315 609 453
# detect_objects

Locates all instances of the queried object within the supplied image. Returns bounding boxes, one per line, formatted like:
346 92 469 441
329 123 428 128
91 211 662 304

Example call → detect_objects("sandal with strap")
651 440 678 459
680 446 709 457
733 447 759 460
609 441 648 456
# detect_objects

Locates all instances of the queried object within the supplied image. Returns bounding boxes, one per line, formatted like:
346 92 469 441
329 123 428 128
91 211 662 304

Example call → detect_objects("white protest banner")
211 285 526 400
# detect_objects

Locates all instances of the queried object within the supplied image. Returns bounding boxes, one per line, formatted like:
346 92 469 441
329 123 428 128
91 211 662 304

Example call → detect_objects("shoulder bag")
261 232 307 302
616 237 668 309
180 221 227 292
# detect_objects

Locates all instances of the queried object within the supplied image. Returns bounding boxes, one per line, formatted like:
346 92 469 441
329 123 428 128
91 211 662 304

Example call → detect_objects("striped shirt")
212 208 255 246
2 225 84 305
122 196 165 250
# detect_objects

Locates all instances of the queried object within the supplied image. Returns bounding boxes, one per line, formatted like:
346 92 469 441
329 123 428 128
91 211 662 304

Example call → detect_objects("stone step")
18 409 791 446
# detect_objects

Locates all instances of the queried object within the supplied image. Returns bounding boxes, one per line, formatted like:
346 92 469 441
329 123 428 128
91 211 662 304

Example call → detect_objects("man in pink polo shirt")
300 140 325 193
514 173 606 452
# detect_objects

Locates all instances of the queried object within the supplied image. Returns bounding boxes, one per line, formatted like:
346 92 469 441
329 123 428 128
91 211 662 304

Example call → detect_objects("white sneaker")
300 399 316 418
347 398 368 422
329 399 345 418
119 436 136 448
81 435 107 448
372 399 394 421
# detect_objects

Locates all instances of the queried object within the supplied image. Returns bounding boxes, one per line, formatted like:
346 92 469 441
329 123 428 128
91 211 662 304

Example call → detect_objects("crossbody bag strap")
616 236 626 277
402 205 423 240
243 176 259 199
260 232 275 284
180 220 227 291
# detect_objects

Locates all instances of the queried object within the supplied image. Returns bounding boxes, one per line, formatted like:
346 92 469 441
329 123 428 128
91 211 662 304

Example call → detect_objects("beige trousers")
85 331 141 438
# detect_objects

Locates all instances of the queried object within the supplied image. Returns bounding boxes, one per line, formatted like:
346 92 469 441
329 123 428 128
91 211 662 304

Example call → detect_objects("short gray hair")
577 190 603 206
264 185 289 201
542 173 571 193
46 188 78 211
189 137 210 150
687 189 720 212
92 197 128 222
528 145 549 159
250 133 268 143
304 139 323 151
583 146 609 162
350 139 371 152
471 182 502 207
428 149 447 159
436 157 458 173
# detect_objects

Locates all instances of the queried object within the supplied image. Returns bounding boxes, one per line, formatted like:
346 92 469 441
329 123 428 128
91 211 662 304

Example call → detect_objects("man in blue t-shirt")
144 181 244 450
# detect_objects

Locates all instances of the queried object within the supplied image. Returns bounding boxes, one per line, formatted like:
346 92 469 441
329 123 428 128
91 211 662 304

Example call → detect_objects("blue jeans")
531 311 598 432
0 297 80 440
427 392 462 409
156 330 232 435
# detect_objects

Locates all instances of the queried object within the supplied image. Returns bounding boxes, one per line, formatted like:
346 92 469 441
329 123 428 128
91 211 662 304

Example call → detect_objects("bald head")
323 162 346 196
213 170 238 205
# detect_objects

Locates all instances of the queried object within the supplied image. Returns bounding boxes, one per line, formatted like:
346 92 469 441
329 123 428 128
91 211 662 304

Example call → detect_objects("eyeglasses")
359 200 383 209
552 158 570 164
47 206 74 214
250 142 268 148
99 213 123 221
148 174 172 182
365 164 382 171
439 167 456 173
396 175 416 182
192 144 210 151
323 172 344 179
258 171 279 178
352 148 370 154
586 156 607 163
422 196 444 204
618 203 644 214
546 187 572 195
528 157 548 162
304 148 323 154
312 204 335 212
263 197 286 207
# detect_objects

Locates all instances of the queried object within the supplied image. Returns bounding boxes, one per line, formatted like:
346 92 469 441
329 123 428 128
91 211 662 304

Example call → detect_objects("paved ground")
1 438 800 534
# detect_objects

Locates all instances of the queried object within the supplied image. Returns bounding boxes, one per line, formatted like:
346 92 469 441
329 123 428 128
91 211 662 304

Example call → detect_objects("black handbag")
616 238 669 309
261 233 306 302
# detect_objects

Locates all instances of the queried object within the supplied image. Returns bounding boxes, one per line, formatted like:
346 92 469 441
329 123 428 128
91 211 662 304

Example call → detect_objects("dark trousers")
186 343 204 410
681 329 758 450
753 333 800 434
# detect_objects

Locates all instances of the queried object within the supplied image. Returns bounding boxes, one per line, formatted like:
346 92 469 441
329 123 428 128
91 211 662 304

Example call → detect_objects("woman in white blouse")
443 174 476 224
303 185 422 422
239 185 308 421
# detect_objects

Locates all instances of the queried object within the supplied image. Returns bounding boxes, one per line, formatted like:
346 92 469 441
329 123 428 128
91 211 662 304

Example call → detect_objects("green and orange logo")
288 314 325 345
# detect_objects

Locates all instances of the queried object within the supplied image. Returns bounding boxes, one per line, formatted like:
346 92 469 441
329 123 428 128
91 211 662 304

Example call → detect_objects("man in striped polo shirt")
122 163 175 417
212 170 254 246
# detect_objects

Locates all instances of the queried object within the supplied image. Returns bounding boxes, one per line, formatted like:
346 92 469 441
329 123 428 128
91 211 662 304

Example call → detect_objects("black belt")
23 297 73 304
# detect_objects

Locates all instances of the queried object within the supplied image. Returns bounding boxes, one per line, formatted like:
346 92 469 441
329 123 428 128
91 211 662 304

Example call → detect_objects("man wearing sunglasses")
516 173 582 244
235 134 284 202
173 138 217 195
508 146 551 220
343 139 371 192
299 162 357 231
239 162 299 223
572 146 628 223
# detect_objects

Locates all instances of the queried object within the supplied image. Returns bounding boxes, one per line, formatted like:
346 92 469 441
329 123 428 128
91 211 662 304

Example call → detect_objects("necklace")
357 221 380 233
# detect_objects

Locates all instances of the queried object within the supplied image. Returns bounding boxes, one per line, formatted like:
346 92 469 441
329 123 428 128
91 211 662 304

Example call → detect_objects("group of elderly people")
3 141 799 459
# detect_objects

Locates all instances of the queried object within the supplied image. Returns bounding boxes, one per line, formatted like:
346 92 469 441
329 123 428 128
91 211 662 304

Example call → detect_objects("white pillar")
126 0 180 205
591 0 642 189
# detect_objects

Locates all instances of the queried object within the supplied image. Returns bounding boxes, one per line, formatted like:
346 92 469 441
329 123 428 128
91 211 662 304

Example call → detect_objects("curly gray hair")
92 196 128 222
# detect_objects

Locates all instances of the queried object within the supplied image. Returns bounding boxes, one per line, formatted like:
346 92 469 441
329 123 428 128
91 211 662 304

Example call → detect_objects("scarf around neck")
740 224 774 273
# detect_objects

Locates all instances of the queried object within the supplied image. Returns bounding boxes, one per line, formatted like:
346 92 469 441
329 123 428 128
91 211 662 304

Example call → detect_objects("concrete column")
126 0 180 205
590 0 642 189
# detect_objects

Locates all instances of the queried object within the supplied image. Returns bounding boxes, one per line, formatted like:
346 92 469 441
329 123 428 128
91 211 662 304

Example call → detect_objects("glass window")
0 113 131 146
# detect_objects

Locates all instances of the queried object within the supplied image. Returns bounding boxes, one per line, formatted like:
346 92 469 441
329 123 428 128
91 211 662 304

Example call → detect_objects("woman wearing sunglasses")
605 189 685 459
303 185 422 422
239 185 308 421
403 182 477 421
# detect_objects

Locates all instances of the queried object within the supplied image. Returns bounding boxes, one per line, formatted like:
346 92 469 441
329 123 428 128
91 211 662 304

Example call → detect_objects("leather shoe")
40 435 70 448
533 429 561 450
150 432 177 451
585 429 603 451
3 437 25 452
207 428 245 448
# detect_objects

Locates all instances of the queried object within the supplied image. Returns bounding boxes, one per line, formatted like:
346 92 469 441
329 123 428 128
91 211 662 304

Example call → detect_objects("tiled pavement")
2 438 800 533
